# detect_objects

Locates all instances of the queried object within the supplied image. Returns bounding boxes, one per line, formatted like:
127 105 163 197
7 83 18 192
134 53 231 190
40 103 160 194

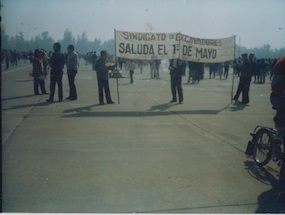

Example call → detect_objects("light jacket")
66 51 78 70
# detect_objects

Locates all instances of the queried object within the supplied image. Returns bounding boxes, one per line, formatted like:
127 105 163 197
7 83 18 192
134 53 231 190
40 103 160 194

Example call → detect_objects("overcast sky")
2 0 285 49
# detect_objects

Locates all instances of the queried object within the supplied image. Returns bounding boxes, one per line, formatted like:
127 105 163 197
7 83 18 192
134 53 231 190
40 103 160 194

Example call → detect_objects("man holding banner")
233 53 252 104
94 50 117 105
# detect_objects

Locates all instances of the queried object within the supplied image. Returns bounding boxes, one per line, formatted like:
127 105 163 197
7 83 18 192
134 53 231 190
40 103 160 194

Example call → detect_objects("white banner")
178 33 235 63
115 30 235 63
115 30 179 60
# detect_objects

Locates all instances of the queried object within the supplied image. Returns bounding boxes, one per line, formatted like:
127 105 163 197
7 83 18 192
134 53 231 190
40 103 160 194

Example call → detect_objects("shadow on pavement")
148 102 176 111
62 104 101 113
62 108 222 118
2 101 50 111
244 160 285 213
228 103 248 111
1 94 36 101
62 102 233 118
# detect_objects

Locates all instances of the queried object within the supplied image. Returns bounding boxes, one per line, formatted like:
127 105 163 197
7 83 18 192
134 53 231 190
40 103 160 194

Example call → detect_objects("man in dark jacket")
94 50 117 105
233 53 252 104
46 43 65 102
169 59 184 104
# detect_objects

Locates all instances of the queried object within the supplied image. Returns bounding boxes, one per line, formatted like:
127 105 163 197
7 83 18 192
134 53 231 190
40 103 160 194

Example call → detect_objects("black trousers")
67 70 77 99
98 79 112 103
33 78 47 94
171 76 183 102
234 77 251 103
129 70 134 83
49 70 63 101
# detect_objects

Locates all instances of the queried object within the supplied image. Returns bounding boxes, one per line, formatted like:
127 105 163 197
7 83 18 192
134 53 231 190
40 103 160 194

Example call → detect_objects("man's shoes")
67 96 77 100
100 102 105 105
107 101 115 104
35 93 41 95
46 99 54 103
179 101 183 104
232 99 239 104
170 100 177 103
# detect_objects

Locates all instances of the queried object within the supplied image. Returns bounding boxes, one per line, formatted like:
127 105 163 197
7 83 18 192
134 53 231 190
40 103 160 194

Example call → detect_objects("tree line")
1 29 115 56
1 28 285 59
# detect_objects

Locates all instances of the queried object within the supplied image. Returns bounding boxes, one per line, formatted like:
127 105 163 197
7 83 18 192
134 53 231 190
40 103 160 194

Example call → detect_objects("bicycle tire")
252 128 273 166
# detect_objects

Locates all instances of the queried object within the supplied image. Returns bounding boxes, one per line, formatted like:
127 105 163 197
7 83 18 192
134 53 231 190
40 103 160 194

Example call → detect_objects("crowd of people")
2 46 283 108
30 43 80 103
1 44 80 103
26 44 116 104
111 54 284 111
1 50 30 69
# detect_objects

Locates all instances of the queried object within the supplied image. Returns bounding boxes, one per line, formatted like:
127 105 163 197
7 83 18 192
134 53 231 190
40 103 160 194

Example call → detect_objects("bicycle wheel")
252 128 272 166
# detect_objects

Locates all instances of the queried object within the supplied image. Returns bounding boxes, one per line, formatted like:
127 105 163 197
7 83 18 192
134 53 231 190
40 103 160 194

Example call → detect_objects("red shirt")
272 56 285 74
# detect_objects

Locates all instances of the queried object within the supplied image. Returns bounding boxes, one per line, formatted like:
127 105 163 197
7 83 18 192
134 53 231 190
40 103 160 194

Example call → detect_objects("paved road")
1 60 285 213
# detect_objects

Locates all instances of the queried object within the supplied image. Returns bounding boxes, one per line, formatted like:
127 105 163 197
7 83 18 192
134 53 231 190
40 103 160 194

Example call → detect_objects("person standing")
91 51 97 70
4 50 10 69
218 63 224 79
129 59 136 84
233 53 252 104
46 43 65 103
258 58 267 83
66 45 79 100
94 50 117 105
169 59 184 104
188 61 203 83
139 59 144 74
155 60 160 79
249 53 256 83
224 61 230 79
32 49 47 95
149 60 156 79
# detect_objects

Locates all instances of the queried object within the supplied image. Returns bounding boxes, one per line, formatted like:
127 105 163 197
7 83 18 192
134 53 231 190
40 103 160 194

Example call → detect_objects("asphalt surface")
1 59 285 213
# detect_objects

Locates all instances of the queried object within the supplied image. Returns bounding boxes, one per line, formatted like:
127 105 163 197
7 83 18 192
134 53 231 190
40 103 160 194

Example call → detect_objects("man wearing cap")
94 50 117 105
233 53 252 104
